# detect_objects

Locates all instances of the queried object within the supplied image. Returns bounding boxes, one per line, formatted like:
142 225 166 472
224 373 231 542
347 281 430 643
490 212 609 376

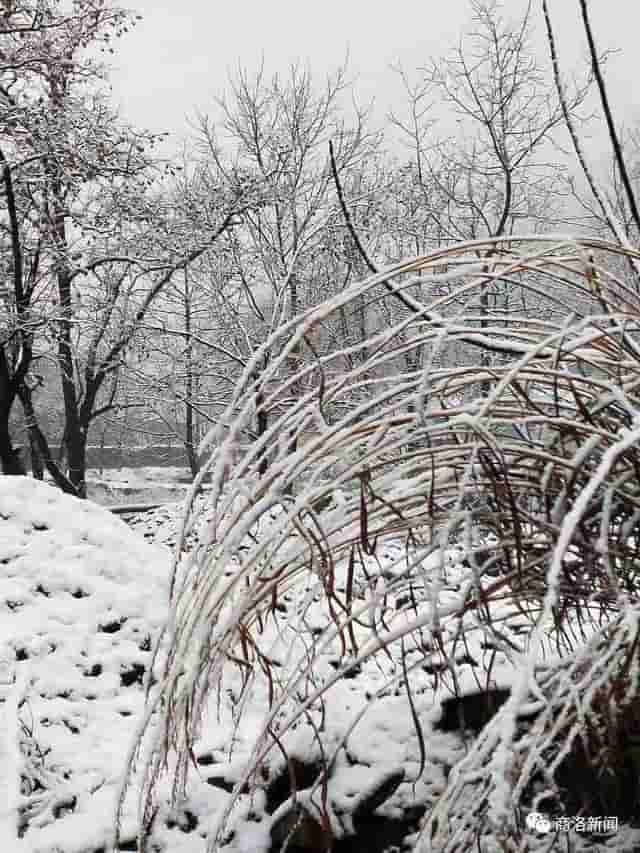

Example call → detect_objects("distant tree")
390 0 589 391
190 61 378 460
393 0 577 244
122 159 260 478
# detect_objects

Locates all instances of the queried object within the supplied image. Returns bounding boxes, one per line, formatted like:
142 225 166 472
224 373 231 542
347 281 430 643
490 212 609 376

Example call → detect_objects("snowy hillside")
2 477 640 853
0 478 170 852
0 479 475 852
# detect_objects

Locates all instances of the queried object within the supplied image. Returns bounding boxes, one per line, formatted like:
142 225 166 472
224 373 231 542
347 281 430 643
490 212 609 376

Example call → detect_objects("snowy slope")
0 479 471 852
0 477 170 852
3 477 637 853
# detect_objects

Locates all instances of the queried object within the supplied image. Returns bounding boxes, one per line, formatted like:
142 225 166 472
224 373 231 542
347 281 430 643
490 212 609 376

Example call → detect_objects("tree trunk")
57 268 86 496
0 414 25 475
17 385 79 494
64 426 87 497
480 274 491 397
251 355 270 477
185 438 199 479
184 360 199 477
18 385 77 495
183 269 200 478
51 167 86 497
30 442 43 478
16 385 44 479
0 349 25 475
26 421 44 479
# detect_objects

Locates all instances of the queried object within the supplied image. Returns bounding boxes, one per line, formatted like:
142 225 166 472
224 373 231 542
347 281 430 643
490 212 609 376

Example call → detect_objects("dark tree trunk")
56 263 86 496
257 405 269 477
183 269 200 479
0 149 29 478
251 355 270 478
0 415 25 475
63 421 87 498
184 353 198 475
185 440 199 479
0 349 25 475
52 172 86 497
27 423 44 479
480 276 491 397
17 385 44 479
17 384 78 494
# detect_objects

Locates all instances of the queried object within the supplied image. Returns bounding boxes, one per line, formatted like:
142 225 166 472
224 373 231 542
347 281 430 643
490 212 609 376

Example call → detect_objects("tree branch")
579 0 640 236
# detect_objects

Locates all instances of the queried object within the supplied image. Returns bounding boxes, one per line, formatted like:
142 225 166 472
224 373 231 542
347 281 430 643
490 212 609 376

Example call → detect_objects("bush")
120 236 640 852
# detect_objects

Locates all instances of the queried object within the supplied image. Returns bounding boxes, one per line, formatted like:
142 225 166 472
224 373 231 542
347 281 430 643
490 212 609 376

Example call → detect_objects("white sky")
109 1 639 156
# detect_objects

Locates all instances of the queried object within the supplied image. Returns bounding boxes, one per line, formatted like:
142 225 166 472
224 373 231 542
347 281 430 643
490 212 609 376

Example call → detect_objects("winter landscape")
3 1 640 851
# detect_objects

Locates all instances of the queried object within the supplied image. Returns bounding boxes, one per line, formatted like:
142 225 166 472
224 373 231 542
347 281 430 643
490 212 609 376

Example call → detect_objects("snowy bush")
123 236 640 852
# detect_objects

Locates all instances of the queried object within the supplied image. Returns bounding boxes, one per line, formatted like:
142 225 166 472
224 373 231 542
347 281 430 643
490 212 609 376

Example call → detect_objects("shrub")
119 236 640 852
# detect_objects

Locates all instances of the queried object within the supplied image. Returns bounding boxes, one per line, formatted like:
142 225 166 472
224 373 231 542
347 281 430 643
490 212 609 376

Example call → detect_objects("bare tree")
0 0 247 493
0 0 134 477
389 0 588 392
191 62 378 458
393 0 575 244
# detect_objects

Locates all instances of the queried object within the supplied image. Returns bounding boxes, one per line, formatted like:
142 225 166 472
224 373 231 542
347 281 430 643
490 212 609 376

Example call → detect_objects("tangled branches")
119 236 640 852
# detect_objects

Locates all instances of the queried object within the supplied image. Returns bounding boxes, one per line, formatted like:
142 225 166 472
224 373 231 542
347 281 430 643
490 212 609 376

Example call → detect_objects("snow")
0 477 171 852
84 465 193 507
2 474 639 853
0 476 468 851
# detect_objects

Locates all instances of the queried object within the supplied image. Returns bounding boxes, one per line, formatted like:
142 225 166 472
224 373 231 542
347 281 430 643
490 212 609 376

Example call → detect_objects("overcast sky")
108 1 638 156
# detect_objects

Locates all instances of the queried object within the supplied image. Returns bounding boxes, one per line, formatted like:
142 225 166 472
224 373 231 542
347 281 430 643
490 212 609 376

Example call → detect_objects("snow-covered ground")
84 466 194 507
0 476 465 852
0 476 170 851
1 474 638 853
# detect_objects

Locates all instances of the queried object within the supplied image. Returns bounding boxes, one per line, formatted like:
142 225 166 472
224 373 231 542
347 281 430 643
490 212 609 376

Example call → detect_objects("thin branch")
328 139 426 315
579 0 640 236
